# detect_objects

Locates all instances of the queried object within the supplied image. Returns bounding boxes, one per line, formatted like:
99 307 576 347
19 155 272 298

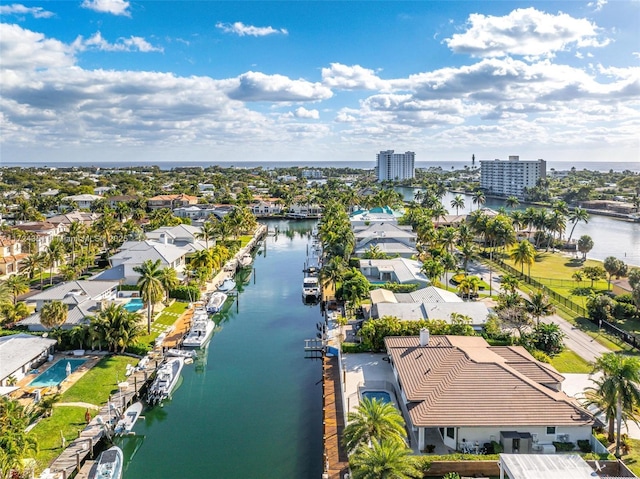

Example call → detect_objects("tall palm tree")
342 397 407 454
450 195 465 215
45 237 66 285
471 190 486 211
39 300 68 329
349 438 422 479
526 291 555 325
0 397 39 479
458 275 481 300
159 267 180 302
509 240 536 275
134 259 165 333
65 220 86 266
505 196 520 209
196 221 218 249
4 275 29 305
567 207 589 243
589 353 640 457
89 303 143 353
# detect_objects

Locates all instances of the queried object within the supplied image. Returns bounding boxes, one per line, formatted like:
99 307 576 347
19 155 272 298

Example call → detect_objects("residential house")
47 211 100 228
349 207 402 226
12 221 65 254
94 186 113 196
251 198 283 217
384 333 598 452
288 202 323 218
353 222 417 258
148 194 198 211
18 280 119 331
173 204 234 222
0 235 27 278
0 334 57 388
106 195 139 209
146 224 208 252
61 194 103 210
359 258 429 288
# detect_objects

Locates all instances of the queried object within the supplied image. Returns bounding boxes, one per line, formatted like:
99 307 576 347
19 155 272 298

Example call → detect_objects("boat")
302 276 320 300
239 253 253 268
182 310 215 348
88 445 123 479
206 291 228 313
218 278 236 292
114 401 143 436
166 348 197 359
147 357 184 405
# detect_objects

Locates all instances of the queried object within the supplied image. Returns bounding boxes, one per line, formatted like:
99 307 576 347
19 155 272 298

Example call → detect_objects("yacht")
88 446 123 479
302 276 320 300
206 291 228 314
147 357 184 405
182 309 215 348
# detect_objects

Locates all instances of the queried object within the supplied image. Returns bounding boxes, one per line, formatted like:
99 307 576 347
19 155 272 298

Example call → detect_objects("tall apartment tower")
376 150 415 182
480 155 546 198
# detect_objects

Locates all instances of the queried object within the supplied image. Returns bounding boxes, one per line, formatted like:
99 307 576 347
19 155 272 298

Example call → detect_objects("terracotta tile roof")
385 335 595 428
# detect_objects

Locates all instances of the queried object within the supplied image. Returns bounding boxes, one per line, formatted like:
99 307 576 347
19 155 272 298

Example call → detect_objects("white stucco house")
359 258 429 288
353 222 417 258
0 334 57 388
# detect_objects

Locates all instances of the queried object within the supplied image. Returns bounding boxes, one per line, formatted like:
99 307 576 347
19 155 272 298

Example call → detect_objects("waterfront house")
18 280 119 332
359 258 429 288
251 198 284 217
349 207 402 226
288 202 323 218
384 333 598 453
173 204 234 222
148 194 198 211
145 224 208 252
0 333 57 388
353 222 417 258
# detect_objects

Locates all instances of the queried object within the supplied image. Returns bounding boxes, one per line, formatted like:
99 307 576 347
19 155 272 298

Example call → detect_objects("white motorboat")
147 357 184 405
239 253 253 268
88 446 123 479
114 401 143 436
166 348 197 359
182 311 215 348
302 276 320 300
218 278 236 292
206 291 228 313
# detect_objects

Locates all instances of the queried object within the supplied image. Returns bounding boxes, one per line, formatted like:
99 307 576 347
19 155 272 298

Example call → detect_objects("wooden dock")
322 354 349 479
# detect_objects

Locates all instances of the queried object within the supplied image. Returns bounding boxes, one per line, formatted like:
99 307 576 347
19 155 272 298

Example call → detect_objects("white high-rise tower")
376 150 415 182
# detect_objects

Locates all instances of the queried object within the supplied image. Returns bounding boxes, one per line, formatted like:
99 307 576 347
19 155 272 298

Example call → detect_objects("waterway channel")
120 219 323 478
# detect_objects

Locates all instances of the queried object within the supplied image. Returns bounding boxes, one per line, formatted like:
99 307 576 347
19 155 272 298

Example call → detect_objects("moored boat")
218 278 236 292
166 348 197 359
182 311 215 348
302 276 320 300
147 357 184 405
114 401 143 436
239 253 253 268
88 445 123 479
206 291 228 313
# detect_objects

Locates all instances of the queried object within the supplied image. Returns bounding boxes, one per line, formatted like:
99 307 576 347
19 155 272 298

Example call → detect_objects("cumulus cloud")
226 71 332 102
81 0 131 17
216 22 288 37
587 0 607 12
78 32 164 53
321 63 386 90
0 23 75 71
289 107 319 119
445 7 609 58
0 4 53 18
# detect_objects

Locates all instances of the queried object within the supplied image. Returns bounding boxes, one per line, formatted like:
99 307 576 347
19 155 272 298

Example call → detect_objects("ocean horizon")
1 159 639 173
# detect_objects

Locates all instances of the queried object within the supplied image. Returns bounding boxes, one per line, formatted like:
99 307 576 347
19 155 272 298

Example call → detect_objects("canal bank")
122 219 324 479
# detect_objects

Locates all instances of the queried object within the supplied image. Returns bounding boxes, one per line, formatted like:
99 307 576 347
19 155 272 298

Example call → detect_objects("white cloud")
0 4 53 18
445 8 610 58
216 22 288 37
0 23 75 71
321 63 385 90
78 32 163 53
226 71 332 102
290 107 319 119
587 0 608 12
81 0 131 17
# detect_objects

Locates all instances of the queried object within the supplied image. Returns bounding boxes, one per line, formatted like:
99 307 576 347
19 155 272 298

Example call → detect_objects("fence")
491 257 640 353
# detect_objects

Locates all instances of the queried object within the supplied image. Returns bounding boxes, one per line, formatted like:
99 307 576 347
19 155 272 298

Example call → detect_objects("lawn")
136 301 189 347
549 349 593 373
30 406 88 470
623 438 640 476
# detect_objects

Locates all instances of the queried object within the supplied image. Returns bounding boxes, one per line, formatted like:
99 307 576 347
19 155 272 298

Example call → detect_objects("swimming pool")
361 390 392 404
29 358 87 387
124 298 144 312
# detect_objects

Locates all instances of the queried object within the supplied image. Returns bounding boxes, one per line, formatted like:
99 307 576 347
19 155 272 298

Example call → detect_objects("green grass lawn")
30 406 88 470
550 349 593 373
623 438 640 476
137 301 189 347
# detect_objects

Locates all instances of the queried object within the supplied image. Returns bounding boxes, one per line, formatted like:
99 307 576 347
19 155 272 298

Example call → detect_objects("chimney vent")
419 328 430 347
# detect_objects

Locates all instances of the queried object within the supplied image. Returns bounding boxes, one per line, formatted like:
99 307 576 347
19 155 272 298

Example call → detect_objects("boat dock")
321 354 349 479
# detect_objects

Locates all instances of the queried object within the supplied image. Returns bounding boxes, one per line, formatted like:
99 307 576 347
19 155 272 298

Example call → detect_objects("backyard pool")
28 358 87 387
361 390 392 404
124 298 144 312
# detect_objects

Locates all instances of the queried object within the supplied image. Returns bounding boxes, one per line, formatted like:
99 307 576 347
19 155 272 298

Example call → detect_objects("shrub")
615 293 635 305
530 349 552 363
341 342 367 353
577 439 592 453
126 343 151 356
170 285 201 302
614 301 639 320
552 441 575 452
491 441 503 454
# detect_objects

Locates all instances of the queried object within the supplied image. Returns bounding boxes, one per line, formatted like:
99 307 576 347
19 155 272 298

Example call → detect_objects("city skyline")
1 0 639 165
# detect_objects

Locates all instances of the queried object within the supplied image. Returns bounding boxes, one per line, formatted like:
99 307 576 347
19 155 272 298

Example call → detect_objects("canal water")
121 220 323 479
398 188 640 267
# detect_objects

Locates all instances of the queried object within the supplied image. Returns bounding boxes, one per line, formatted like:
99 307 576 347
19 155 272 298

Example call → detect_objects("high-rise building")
376 150 415 182
480 155 546 198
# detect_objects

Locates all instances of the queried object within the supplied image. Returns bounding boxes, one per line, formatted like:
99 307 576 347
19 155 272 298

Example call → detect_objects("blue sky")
1 0 638 165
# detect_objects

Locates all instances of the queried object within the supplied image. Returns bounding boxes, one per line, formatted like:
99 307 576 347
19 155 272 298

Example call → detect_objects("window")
446 427 455 439
546 426 556 435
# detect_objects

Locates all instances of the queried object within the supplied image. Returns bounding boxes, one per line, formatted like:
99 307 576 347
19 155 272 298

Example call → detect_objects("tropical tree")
64 220 86 265
505 196 520 209
349 438 422 479
509 240 536 275
567 207 589 243
0 397 38 479
582 265 606 288
45 237 66 285
4 274 29 305
0 302 29 325
39 300 68 329
450 195 465 215
134 259 165 333
421 258 445 286
589 353 640 457
526 291 556 326
471 190 485 211
577 235 594 260
342 397 408 454
159 267 180 302
604 257 627 290
457 275 480 300
89 303 143 353
500 274 520 294
196 221 218 249
20 253 45 283
531 322 565 355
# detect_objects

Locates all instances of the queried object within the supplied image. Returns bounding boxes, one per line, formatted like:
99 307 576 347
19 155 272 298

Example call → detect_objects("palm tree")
526 291 556 325
45 237 66 285
39 300 68 329
509 240 536 276
505 196 520 209
471 190 486 211
421 258 445 286
159 267 180 302
458 275 480 300
577 235 594 260
450 195 465 215
349 438 422 479
567 207 589 243
196 221 218 249
20 253 45 283
5 274 29 305
589 353 640 457
0 396 39 479
89 303 143 353
342 397 407 454
134 259 165 334
65 220 86 265
0 302 29 325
